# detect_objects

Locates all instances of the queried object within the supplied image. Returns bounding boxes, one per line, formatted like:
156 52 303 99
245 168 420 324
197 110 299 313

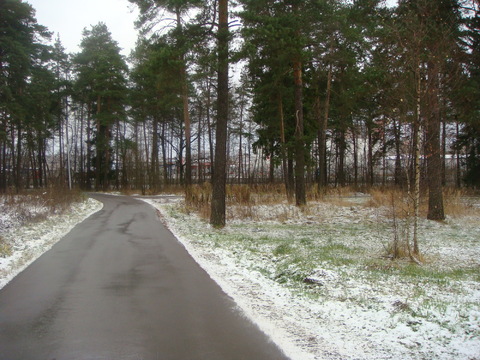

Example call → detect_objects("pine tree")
130 37 185 190
239 0 328 205
0 0 51 191
394 0 466 220
453 2 480 188
210 0 229 227
73 23 128 191
129 0 202 189
50 36 71 188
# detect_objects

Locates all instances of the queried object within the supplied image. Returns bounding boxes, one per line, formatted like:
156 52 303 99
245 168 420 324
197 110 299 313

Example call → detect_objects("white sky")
26 0 140 57
26 0 399 58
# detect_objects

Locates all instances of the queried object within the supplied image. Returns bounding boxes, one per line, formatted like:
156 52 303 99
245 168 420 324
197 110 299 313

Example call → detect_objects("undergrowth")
182 184 478 220
0 187 85 229
180 184 479 266
173 183 479 289
155 185 479 358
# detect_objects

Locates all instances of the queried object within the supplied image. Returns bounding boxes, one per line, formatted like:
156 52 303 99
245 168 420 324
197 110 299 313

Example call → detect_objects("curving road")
0 194 289 360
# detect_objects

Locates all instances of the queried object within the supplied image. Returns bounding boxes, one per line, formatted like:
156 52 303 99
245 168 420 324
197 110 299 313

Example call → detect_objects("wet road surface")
0 194 289 360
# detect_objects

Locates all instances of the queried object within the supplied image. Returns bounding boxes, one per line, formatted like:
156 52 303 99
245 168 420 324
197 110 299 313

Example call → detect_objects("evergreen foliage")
0 0 478 214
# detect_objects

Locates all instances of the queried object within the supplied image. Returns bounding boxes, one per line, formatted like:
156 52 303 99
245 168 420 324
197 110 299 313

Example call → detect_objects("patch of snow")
0 198 103 290
143 197 480 360
2 192 478 360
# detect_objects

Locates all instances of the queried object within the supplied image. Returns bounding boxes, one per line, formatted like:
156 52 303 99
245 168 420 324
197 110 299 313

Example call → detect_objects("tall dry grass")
184 183 289 221
0 187 85 257
185 183 212 219
366 186 479 218
1 187 84 224
180 183 479 223
442 187 480 218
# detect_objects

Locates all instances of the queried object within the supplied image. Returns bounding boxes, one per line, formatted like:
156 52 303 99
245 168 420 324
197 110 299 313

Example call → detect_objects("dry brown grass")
307 185 372 207
363 187 429 219
227 185 252 204
443 187 480 218
2 188 84 222
178 183 479 223
365 186 480 219
185 183 212 220
184 183 287 221
245 184 287 205
119 187 143 196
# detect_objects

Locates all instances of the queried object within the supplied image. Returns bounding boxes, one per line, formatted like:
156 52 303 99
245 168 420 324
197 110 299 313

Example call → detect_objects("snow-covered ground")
143 196 480 360
1 193 478 360
0 197 103 290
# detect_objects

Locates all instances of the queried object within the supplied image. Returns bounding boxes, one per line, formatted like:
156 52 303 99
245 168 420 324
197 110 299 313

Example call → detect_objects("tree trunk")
37 135 44 188
382 120 387 186
278 96 293 201
238 103 243 183
293 60 306 206
133 121 140 190
455 121 461 188
103 125 111 191
323 64 333 186
58 110 64 185
86 104 92 189
15 122 22 192
178 118 184 184
442 119 446 186
393 117 403 186
95 97 103 191
317 62 332 191
114 122 120 190
426 62 445 221
206 79 214 173
151 116 159 191
161 121 168 185
413 65 422 254
337 131 346 187
173 8 192 188
183 70 192 187
287 153 294 199
367 121 374 187
198 104 203 183
269 139 275 183
210 0 229 227
352 126 358 188
28 144 35 189
0 115 6 192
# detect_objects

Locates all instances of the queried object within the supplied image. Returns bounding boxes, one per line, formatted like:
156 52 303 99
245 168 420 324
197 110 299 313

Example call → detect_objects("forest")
1 0 479 224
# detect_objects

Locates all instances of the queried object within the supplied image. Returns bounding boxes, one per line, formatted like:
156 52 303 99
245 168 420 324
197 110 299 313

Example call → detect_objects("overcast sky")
26 0 399 58
26 0 140 56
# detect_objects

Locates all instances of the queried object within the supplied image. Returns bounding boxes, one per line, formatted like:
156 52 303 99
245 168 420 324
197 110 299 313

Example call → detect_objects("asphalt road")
0 194 289 360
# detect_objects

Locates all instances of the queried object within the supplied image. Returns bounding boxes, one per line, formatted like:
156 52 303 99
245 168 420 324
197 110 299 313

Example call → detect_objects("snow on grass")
143 196 480 360
1 191 477 360
0 197 103 290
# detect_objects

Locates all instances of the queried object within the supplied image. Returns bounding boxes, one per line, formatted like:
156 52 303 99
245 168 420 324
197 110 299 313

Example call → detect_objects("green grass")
209 220 479 289
160 196 480 359
167 200 479 318
364 261 480 283
273 243 293 256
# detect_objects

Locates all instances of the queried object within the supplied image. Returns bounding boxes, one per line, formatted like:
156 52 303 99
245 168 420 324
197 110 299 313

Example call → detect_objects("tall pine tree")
74 23 128 190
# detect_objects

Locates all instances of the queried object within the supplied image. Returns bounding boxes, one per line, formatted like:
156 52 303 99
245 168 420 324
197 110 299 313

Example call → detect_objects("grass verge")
153 185 480 359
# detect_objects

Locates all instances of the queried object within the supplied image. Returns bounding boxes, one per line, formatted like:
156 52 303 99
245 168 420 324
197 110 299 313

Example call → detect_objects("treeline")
1 1 479 216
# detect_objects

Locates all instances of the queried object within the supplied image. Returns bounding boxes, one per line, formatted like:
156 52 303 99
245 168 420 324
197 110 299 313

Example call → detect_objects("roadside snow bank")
0 197 103 290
